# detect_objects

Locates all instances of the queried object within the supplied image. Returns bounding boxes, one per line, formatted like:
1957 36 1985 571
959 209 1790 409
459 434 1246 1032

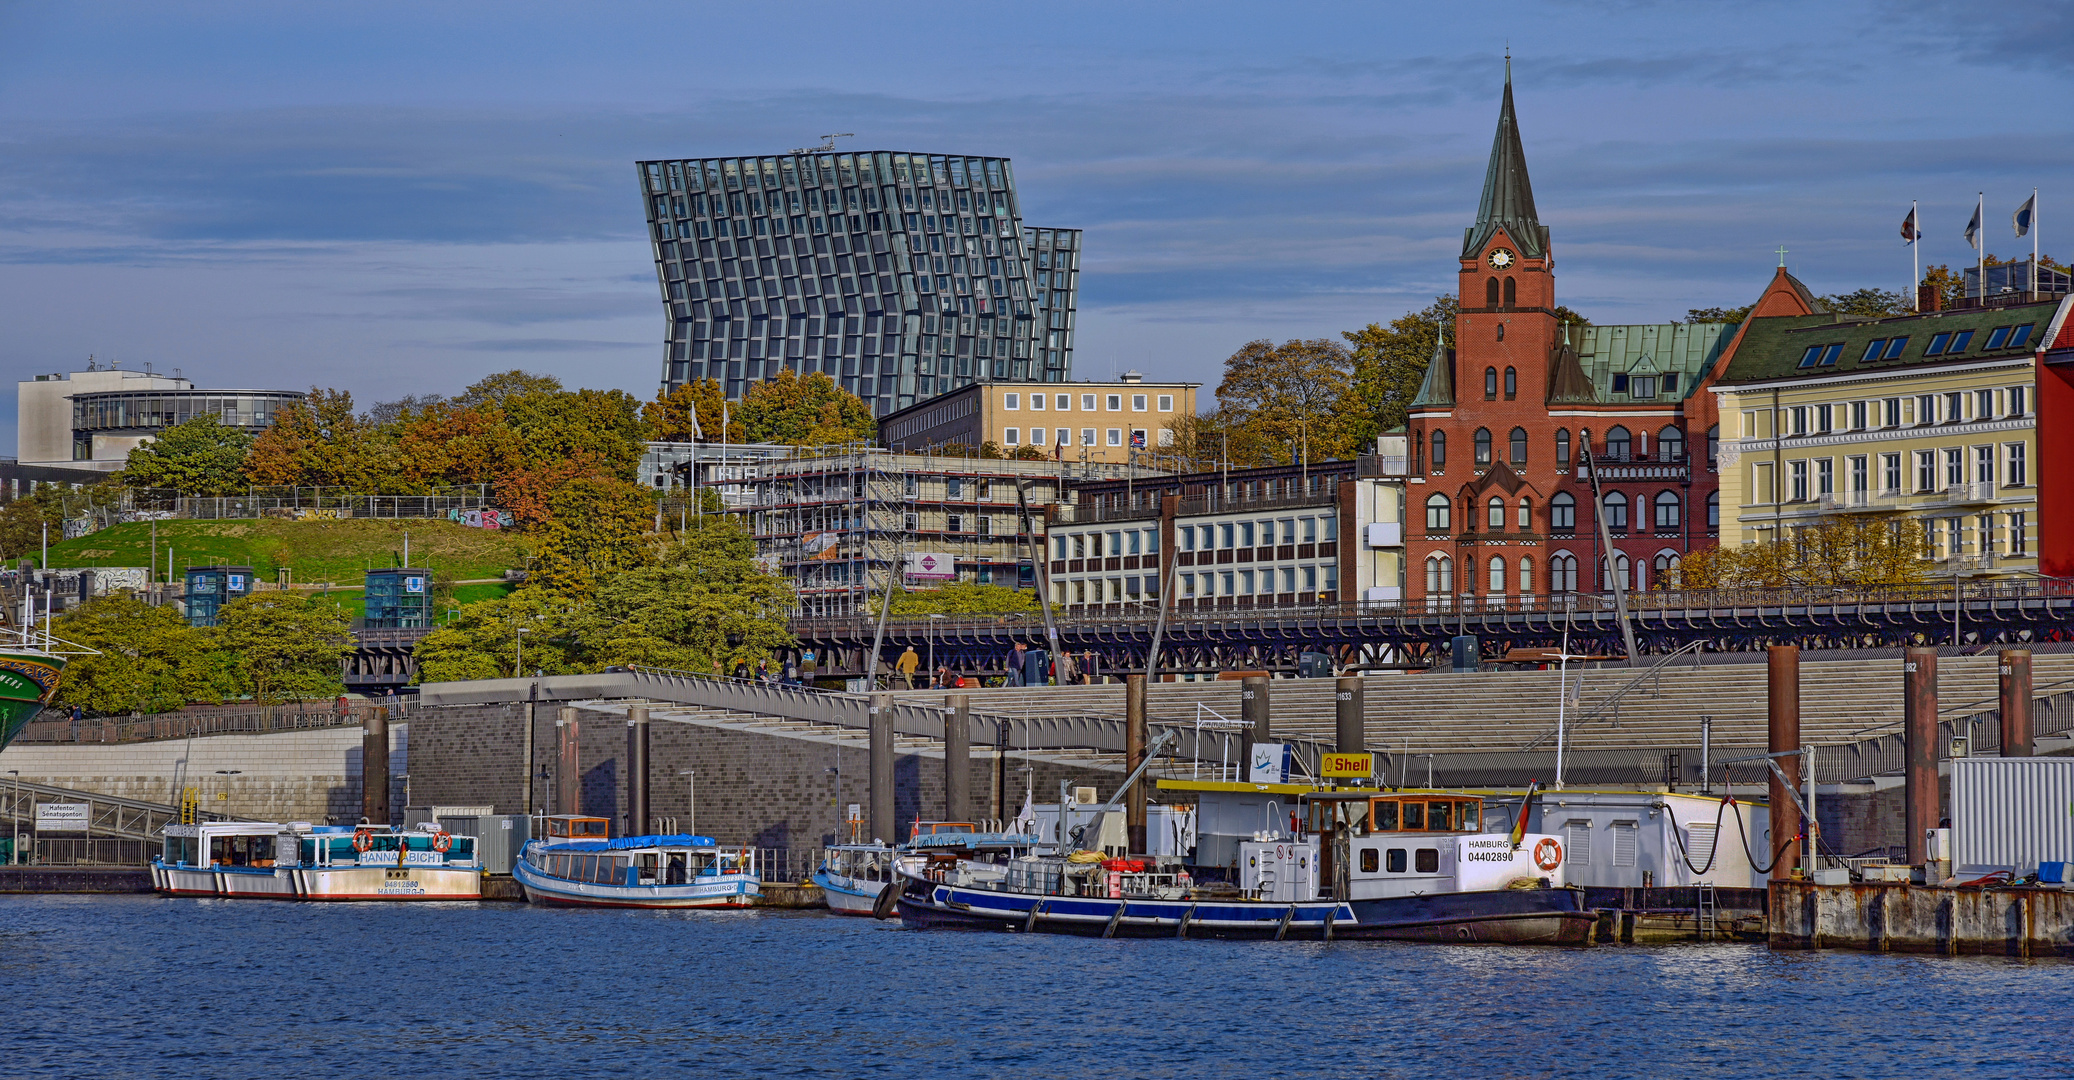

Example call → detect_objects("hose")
1660 796 1733 876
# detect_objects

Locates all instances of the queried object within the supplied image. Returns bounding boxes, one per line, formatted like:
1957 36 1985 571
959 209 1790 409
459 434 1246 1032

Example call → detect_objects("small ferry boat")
514 815 761 908
154 821 483 900
815 820 1011 916
894 787 1594 944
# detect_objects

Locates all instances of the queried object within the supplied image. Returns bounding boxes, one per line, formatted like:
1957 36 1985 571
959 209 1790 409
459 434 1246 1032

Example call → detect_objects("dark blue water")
2 896 2069 1079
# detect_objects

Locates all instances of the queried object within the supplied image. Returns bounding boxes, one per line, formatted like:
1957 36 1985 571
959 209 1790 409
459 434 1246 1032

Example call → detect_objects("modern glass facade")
363 568 433 629
637 151 1080 415
71 389 305 460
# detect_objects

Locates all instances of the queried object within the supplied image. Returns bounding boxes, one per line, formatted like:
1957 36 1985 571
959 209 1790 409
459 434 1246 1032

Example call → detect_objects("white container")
1950 758 2074 875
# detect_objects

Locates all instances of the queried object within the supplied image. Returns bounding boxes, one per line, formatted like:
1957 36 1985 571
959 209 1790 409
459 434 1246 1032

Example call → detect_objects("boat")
513 814 761 908
814 820 1016 916
153 820 484 900
0 638 72 751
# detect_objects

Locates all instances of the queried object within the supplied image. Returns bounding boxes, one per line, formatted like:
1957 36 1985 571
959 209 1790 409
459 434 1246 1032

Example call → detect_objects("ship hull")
811 870 885 916
0 649 66 751
513 858 757 908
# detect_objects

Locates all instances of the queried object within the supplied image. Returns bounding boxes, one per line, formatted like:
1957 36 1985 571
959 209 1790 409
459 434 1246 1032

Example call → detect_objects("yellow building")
876 372 1197 464
1713 298 2059 577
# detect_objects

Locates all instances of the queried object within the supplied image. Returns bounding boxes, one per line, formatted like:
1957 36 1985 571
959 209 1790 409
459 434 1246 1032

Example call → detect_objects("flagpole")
1978 192 1986 305
2034 188 2040 295
1913 200 1920 310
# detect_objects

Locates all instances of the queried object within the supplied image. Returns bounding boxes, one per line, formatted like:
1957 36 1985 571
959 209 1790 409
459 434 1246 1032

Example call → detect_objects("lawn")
46 518 527 586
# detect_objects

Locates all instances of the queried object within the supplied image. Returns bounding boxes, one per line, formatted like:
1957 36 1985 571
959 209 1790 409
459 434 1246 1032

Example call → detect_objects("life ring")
1533 838 1563 872
352 827 374 853
431 831 453 853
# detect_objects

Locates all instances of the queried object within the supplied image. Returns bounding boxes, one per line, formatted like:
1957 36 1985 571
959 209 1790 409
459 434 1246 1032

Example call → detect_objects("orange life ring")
1533 838 1563 872
431 831 453 853
352 827 374 852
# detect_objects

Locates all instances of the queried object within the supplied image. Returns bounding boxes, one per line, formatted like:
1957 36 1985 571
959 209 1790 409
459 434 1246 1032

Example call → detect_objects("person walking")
895 646 919 690
1006 642 1028 687
1057 649 1078 686
1081 649 1102 685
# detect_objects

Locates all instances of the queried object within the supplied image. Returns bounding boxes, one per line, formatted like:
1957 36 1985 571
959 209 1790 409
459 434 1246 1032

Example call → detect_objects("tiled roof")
1714 300 2057 386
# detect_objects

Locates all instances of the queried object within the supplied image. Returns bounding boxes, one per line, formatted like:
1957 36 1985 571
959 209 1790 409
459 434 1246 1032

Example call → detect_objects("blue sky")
4 1 2072 451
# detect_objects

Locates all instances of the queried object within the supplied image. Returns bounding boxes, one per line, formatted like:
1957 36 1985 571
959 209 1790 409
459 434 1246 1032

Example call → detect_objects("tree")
0 492 65 564
50 595 229 715
413 591 580 682
214 593 352 707
736 370 876 446
644 379 727 443
888 581 1037 615
1008 444 1048 461
245 388 394 490
526 477 656 597
1685 304 1755 324
1677 516 1928 590
455 369 565 409
1342 296 1457 446
1818 288 1910 317
117 415 255 495
567 516 795 672
1206 338 1355 466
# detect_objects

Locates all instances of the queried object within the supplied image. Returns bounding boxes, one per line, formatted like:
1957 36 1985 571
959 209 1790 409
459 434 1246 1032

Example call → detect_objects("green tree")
413 591 580 682
1685 304 1755 324
526 477 656 597
455 369 566 409
0 492 65 564
1342 296 1457 446
887 580 1037 615
643 378 728 442
568 516 794 672
51 595 229 715
214 593 352 707
736 370 876 446
1818 288 1911 317
118 415 255 495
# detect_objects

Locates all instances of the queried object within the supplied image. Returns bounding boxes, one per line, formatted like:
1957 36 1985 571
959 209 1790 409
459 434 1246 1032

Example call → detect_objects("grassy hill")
45 518 528 586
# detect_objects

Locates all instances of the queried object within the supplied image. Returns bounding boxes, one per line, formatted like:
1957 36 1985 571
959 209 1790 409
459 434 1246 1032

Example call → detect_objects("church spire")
1411 327 1454 408
1463 60 1546 260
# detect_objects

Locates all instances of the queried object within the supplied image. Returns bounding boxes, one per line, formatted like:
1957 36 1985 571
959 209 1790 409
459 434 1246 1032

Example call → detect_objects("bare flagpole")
1912 200 1920 310
2034 188 2041 295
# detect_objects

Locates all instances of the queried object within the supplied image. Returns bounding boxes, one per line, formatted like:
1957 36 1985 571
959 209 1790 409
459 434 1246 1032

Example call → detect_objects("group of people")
729 650 816 688
887 642 1106 690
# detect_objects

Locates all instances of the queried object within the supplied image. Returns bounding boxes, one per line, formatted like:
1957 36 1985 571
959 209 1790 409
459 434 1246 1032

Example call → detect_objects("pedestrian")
1006 642 1028 687
936 664 954 689
801 648 818 679
1057 649 1078 685
732 657 750 681
783 658 800 686
1082 649 1101 685
895 646 919 690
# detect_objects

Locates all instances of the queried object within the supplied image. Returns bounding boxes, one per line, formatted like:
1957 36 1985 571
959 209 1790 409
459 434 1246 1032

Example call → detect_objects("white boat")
154 821 483 901
813 842 898 916
513 815 761 909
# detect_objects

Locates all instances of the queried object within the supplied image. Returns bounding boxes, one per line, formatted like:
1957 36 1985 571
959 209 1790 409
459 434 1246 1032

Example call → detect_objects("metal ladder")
1696 882 1719 940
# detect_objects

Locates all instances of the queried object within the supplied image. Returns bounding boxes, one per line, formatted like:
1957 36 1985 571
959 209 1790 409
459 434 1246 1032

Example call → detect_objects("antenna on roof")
791 133 855 155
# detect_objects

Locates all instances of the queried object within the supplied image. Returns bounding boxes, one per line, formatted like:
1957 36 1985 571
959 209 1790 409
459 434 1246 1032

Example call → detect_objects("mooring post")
626 706 650 837
1904 646 1939 866
869 693 894 843
1240 675 1269 782
556 706 580 816
2000 648 2033 757
1126 674 1148 855
1336 676 1365 757
1766 646 1801 875
521 683 537 816
945 694 970 821
362 706 391 826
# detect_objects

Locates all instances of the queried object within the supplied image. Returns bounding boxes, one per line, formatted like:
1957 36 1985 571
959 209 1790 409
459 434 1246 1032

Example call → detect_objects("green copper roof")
1411 332 1454 407
1462 65 1547 261
1715 301 2056 387
1568 322 1737 402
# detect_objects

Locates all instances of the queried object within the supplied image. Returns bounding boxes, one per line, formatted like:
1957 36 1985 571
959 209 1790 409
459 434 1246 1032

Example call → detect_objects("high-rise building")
637 151 1081 416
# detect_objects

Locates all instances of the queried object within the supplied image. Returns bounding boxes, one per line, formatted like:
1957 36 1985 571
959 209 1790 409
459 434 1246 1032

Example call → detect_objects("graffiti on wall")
449 508 515 530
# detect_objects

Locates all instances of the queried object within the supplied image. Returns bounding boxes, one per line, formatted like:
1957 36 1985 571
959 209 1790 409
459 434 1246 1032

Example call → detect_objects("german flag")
1509 781 1543 850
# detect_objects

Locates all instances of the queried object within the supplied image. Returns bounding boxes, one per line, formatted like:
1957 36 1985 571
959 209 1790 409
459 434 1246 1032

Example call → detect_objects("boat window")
1415 848 1440 873
1427 801 1454 831
667 853 687 885
1386 848 1407 873
1372 801 1399 832
1460 802 1481 831
1402 802 1424 830
1359 848 1378 873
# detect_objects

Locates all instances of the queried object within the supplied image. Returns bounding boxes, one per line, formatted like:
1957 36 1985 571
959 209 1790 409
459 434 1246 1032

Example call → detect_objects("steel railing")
14 706 389 746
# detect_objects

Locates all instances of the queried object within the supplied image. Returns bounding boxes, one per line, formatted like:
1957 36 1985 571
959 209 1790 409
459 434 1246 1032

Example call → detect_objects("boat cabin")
161 822 287 869
910 820 979 839
542 815 612 843
528 834 755 887
1302 792 1485 837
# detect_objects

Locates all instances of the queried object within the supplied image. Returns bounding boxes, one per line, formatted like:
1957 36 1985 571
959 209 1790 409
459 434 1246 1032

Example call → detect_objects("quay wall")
1770 880 2074 956
405 703 1122 851
0 726 405 824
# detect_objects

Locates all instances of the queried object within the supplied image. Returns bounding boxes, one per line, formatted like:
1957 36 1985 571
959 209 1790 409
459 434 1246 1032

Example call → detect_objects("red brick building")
1404 69 1815 609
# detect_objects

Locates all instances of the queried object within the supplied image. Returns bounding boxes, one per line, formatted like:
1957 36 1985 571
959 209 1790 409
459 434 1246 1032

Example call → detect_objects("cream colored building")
1714 299 2062 577
877 372 1197 464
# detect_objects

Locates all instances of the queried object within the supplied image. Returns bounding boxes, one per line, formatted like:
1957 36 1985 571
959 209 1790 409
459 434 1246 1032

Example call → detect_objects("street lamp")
214 770 242 806
677 769 696 837
928 613 947 685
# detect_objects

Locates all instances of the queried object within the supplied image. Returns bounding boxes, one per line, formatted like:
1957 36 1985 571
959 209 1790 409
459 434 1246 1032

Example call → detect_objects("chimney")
1916 281 1944 313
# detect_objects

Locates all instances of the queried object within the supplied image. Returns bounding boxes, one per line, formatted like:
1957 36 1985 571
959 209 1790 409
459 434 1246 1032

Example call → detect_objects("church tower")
1456 59 1560 405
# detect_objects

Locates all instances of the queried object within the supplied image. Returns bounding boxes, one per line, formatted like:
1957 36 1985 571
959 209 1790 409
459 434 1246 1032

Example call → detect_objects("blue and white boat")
155 821 483 901
515 815 760 909
814 820 1034 916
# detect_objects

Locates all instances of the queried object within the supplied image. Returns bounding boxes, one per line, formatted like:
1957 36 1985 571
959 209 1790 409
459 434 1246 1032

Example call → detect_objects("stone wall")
404 703 1125 850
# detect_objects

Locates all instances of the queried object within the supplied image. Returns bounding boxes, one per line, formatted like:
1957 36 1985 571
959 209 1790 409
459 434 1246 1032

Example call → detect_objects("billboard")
905 552 955 580
802 532 843 561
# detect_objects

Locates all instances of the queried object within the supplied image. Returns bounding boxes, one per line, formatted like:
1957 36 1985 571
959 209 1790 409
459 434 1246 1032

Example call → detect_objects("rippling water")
2 895 2070 1078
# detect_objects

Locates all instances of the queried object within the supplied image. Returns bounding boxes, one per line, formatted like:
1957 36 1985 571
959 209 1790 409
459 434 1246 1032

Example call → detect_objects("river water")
2 895 2069 1078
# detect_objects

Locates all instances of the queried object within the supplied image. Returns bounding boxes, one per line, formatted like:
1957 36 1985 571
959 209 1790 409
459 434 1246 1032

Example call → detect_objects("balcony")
1579 452 1690 483
1936 481 2000 506
1819 490 1904 513
1053 501 1162 524
1945 553 1999 575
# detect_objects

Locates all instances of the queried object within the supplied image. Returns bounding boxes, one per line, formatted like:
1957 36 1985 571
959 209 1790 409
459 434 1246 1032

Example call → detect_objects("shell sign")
1320 752 1374 779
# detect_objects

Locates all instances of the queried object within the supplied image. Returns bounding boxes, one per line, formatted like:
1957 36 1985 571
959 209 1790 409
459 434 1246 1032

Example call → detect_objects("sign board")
905 552 955 580
404 576 426 593
846 804 862 822
1321 752 1375 779
1248 743 1290 784
34 803 89 833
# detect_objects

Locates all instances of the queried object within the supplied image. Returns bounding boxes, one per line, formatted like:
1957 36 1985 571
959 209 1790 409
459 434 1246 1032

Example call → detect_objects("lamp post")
6 770 17 866
214 769 242 810
928 613 947 684
516 627 531 677
677 769 696 837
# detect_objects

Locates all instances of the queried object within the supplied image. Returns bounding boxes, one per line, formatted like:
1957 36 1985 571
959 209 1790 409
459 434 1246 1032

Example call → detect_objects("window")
1605 426 1631 460
1882 453 1902 494
1550 492 1576 531
1815 404 1833 433
1790 406 1808 436
1658 426 1683 462
1797 345 1823 368
1654 491 1681 530
1509 427 1528 465
1157 394 1173 411
1484 367 1498 400
1943 447 1963 488
1030 427 1047 446
1974 445 1994 486
1517 497 1532 529
1004 393 1020 410
1630 375 1658 398
1948 330 1975 353
946 514 963 533
1550 553 1577 592
1986 326 2011 350
1028 394 1045 412
2007 442 2028 486
1487 496 1505 530
1815 458 1833 496
1056 428 1070 446
1056 394 1070 410
1917 394 1937 424
1386 848 1407 872
1611 372 1629 393
1862 338 1888 362
1707 424 1719 469
1518 557 1534 594
1504 367 1517 399
1081 394 1096 411
1503 277 1517 306
1425 494 1451 532
1106 428 1122 446
1081 428 1095 446
1132 394 1147 411
1914 450 1936 492
1360 848 1378 874
1926 331 1952 356
1106 394 1122 411
1425 555 1453 594
2011 511 2029 555
2009 325 2035 349
1850 400 1867 430
1849 455 1868 494
1485 277 1501 305
1555 428 1571 467
1474 428 1493 465
1415 848 1440 874
1002 428 1021 446
1430 431 1446 469
1883 397 1902 426
1488 556 1506 593
1602 493 1629 531
2009 386 2029 415
1977 389 1994 419
1218 523 1233 549
1706 491 1719 528
1790 460 1808 502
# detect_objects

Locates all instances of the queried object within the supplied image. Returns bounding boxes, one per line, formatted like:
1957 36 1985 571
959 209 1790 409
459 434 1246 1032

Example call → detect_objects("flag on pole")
1965 202 1982 247
1901 205 1917 243
2015 192 2036 238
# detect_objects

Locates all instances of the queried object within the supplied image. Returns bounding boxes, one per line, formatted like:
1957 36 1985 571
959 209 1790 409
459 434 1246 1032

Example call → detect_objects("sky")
4 0 2073 453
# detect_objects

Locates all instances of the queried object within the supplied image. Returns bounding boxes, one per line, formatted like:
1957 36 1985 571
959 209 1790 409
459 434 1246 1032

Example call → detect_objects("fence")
2 838 151 867
14 706 391 746
56 485 500 535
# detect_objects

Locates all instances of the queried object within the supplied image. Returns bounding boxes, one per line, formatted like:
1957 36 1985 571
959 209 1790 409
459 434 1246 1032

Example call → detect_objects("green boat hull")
0 650 66 751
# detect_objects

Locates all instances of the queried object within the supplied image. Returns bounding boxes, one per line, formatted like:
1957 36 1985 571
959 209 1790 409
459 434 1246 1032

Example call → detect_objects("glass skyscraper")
638 151 1080 415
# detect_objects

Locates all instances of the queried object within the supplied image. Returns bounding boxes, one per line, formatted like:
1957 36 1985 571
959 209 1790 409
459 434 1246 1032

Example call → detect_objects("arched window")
1503 276 1517 307
1425 493 1451 532
1504 367 1517 399
1707 424 1720 469
1484 367 1498 400
1605 425 1632 460
1430 431 1446 468
1550 491 1576 531
1658 426 1685 463
1550 552 1577 593
1485 277 1500 306
1555 428 1571 467
1474 428 1493 465
1497 323 1506 342
1517 496 1532 529
1487 496 1505 530
1602 492 1629 532
1654 490 1682 530
1488 556 1506 593
1603 552 1631 592
1707 490 1720 529
1654 551 1682 589
1509 426 1528 465
1426 554 1453 595
1412 430 1424 472
1518 556 1535 594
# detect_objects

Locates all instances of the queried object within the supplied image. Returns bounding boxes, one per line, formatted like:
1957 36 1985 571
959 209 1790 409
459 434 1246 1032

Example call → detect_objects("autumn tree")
736 370 876 446
526 477 657 597
644 378 728 442
1201 338 1356 467
246 388 395 490
118 416 255 495
1341 296 1458 448
1677 516 1928 590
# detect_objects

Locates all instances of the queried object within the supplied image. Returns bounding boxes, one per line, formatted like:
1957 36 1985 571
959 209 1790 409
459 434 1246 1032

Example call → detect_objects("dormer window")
1629 375 1658 399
